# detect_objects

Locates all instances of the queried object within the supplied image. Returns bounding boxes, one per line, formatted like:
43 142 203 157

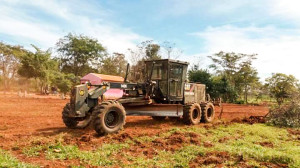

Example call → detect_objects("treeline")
188 52 300 105
0 33 299 105
0 34 178 95
0 33 123 95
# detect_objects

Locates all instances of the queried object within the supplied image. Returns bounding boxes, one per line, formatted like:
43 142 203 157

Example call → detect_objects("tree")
208 51 243 83
133 40 162 60
145 43 161 60
187 65 238 102
18 46 56 93
51 72 73 94
134 40 161 60
18 46 49 79
211 76 238 102
161 41 182 59
128 40 162 82
208 51 257 102
56 33 106 77
0 42 26 91
265 73 299 105
188 67 213 94
237 61 259 103
99 53 128 76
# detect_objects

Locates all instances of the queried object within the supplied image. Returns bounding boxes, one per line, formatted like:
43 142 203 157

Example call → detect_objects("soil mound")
189 151 230 168
231 116 265 124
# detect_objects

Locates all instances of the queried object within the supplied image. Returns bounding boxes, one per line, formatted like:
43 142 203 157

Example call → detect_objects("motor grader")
62 59 218 135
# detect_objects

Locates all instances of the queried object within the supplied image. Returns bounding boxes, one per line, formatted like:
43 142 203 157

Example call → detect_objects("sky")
1 0 300 81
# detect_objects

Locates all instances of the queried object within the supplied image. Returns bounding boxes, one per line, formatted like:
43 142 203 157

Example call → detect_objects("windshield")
146 62 167 80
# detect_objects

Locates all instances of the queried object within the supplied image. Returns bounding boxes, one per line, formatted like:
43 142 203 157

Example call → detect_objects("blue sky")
1 0 300 80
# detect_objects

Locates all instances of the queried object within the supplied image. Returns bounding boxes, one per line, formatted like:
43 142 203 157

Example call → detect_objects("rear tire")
201 103 215 123
152 116 166 121
183 103 202 125
62 103 78 128
92 101 126 136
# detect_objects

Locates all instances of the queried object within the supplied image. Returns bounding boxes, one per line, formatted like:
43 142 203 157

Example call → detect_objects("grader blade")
124 104 183 117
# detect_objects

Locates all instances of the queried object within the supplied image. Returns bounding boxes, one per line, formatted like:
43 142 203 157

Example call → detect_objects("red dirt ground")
0 94 269 167
215 103 269 120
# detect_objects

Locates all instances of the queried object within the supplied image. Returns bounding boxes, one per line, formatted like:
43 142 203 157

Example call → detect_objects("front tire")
183 103 202 125
62 103 78 128
93 101 126 135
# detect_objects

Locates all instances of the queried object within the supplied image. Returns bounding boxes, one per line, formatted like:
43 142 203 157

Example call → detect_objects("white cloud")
269 0 300 20
77 17 146 53
0 14 61 49
0 0 145 54
161 0 258 17
192 25 300 80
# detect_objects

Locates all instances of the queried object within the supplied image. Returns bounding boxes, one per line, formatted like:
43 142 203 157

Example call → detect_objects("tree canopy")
265 73 299 105
99 53 128 77
56 33 106 77
18 45 60 93
0 42 27 90
18 45 52 79
208 51 259 103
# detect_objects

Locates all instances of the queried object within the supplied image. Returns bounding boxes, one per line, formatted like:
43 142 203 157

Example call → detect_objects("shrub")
267 94 300 127
234 100 245 104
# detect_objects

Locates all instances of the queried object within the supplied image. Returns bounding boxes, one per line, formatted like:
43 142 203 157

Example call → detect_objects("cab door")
169 64 184 100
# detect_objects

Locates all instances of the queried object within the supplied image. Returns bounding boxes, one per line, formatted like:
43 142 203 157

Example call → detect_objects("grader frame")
62 59 218 135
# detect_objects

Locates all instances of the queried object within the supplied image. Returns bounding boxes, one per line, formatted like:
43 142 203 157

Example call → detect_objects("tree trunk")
41 84 43 94
244 84 248 104
35 78 39 93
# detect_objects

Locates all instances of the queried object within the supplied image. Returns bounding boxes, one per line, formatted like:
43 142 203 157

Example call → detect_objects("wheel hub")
192 109 199 120
104 111 119 128
207 108 212 119
106 113 114 123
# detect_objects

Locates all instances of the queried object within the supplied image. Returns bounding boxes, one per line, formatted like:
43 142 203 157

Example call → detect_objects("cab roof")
144 59 189 65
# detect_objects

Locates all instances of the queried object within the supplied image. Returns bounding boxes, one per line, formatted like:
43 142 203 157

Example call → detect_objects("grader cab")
62 59 217 135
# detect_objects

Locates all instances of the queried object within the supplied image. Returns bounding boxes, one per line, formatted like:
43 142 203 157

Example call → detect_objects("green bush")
267 94 300 127
234 100 245 104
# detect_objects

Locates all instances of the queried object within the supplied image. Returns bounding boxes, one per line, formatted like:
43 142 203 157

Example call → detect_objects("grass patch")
0 148 37 168
186 123 300 167
23 145 44 157
128 145 207 168
20 123 300 167
125 123 300 167
22 141 130 167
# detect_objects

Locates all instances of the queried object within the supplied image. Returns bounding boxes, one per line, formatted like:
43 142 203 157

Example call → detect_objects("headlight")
79 90 85 96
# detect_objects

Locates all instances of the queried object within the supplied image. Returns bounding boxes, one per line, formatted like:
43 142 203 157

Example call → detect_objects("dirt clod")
142 148 158 158
231 116 265 124
260 162 288 168
287 129 300 136
151 132 188 152
203 141 214 148
258 141 274 148
11 146 20 151
112 132 133 142
218 136 230 143
80 135 91 142
189 151 229 168
204 156 223 164
167 132 187 145
190 137 201 145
